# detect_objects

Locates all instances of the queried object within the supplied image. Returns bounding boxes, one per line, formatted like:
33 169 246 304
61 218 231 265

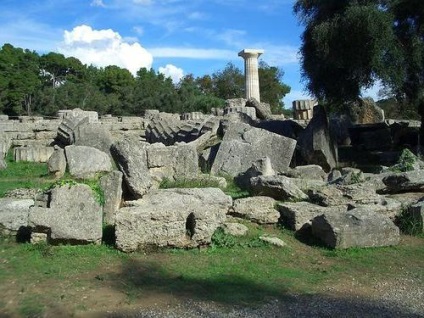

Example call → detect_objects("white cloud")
133 26 144 35
260 44 300 65
133 0 152 5
159 64 184 84
149 47 235 59
58 25 153 75
90 0 106 7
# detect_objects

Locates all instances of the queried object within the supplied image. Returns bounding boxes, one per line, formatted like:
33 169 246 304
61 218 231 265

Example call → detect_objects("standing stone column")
238 49 264 102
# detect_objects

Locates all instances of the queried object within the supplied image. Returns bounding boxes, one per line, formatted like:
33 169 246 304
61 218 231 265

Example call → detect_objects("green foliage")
0 44 291 117
396 207 423 236
19 295 45 318
210 228 238 248
0 151 51 197
258 61 291 112
294 0 424 112
389 148 417 172
159 176 223 189
210 228 270 250
48 176 105 206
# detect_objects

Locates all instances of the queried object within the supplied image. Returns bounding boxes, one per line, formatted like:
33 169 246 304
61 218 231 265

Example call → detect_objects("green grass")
1 228 423 315
159 175 250 200
0 152 106 205
0 152 52 197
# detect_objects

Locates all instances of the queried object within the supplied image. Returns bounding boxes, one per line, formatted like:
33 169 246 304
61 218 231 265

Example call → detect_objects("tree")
133 68 179 114
0 44 40 115
294 0 401 104
176 74 225 113
295 0 424 139
258 61 291 113
211 62 244 100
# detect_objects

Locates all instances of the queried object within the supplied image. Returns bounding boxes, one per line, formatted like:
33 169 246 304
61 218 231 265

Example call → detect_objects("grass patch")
0 152 106 205
159 177 222 189
0 230 423 315
159 175 250 200
0 152 52 197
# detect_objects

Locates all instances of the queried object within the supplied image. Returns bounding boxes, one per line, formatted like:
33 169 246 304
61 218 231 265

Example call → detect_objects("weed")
221 177 250 199
46 176 105 206
159 176 222 189
396 207 423 236
390 148 417 172
18 295 45 318
211 228 237 248
210 228 270 249
349 171 363 184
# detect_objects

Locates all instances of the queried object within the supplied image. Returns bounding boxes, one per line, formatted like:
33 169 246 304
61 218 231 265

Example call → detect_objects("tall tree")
295 0 424 139
0 44 40 115
133 68 179 114
211 62 244 100
258 61 291 113
294 0 400 104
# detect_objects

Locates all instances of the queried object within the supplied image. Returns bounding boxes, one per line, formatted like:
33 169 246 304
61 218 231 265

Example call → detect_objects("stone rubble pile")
1 99 423 251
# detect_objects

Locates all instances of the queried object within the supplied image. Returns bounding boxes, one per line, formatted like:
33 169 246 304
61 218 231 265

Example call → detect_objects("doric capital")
238 49 264 59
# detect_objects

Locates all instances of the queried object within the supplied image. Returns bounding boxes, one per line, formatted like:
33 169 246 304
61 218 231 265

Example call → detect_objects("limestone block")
100 171 123 225
259 236 287 247
29 184 103 244
0 198 33 235
277 201 347 231
382 170 424 193
221 223 248 236
407 202 424 233
225 98 247 108
232 196 279 224
146 142 198 182
35 131 57 140
48 146 66 178
115 188 232 252
235 157 276 190
14 146 54 162
0 154 6 170
111 137 152 199
297 105 338 172
246 97 272 120
250 175 308 201
0 132 11 156
211 123 296 177
286 165 327 181
73 123 113 155
65 145 112 179
311 207 400 249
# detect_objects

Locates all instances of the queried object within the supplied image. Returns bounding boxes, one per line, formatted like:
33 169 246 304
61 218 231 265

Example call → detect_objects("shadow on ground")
101 258 422 318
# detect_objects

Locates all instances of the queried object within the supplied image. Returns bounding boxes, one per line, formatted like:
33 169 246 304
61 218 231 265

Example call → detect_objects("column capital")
238 49 264 58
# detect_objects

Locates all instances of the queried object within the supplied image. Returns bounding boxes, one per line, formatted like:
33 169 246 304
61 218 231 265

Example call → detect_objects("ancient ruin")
0 51 423 252
238 49 264 102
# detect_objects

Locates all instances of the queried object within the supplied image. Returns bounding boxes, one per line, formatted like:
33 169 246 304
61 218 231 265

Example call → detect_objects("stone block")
115 188 232 252
65 145 112 179
311 207 400 249
0 198 33 235
232 196 279 224
211 123 296 177
111 137 152 199
29 184 103 244
100 171 123 225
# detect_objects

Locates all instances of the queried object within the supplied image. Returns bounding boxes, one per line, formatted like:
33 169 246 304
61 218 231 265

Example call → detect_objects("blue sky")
0 0 377 108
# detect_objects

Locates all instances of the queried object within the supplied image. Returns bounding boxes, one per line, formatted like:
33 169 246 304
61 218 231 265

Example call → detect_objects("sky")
0 0 378 109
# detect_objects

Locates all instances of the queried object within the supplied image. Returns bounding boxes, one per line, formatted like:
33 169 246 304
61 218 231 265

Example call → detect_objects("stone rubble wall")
0 113 151 161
